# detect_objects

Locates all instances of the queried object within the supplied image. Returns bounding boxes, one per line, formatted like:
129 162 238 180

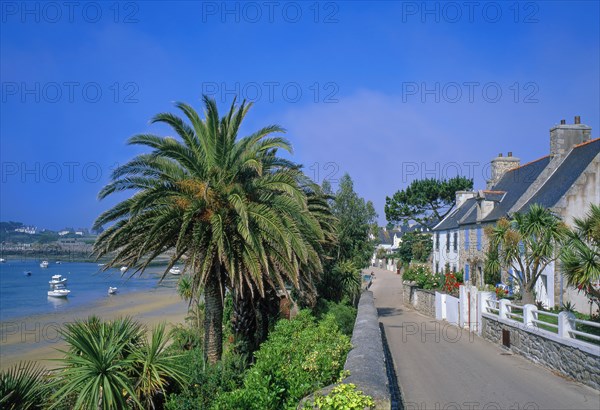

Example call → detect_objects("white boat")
0 258 6 263
40 260 49 268
49 274 67 285
56 261 62 264
120 266 128 273
169 267 182 275
108 286 118 295
48 283 70 298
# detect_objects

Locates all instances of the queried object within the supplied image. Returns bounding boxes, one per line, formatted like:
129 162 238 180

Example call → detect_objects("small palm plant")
51 317 184 409
131 323 187 409
0 361 48 410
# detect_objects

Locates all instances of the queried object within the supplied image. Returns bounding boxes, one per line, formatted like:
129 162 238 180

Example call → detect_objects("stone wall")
403 284 436 318
481 314 600 391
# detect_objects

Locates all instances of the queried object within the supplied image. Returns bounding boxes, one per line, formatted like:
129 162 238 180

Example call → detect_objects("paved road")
367 267 600 410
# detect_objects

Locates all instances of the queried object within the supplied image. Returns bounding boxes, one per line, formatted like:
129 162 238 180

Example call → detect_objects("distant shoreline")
0 286 189 370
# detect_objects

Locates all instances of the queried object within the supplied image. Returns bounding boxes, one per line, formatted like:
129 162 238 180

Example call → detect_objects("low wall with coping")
481 313 600 390
300 290 391 409
403 283 436 318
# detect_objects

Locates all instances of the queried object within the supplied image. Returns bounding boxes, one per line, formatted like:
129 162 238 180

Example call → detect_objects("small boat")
24 271 32 276
120 266 128 273
40 260 49 268
55 261 62 264
169 267 182 275
49 274 67 285
48 283 70 298
0 258 6 263
97 263 105 267
108 286 118 295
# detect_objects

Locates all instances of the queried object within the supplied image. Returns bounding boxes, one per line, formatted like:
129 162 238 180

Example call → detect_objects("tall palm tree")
561 204 600 311
93 96 326 363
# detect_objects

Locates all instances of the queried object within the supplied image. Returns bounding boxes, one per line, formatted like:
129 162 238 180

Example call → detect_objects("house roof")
518 138 599 213
479 155 551 222
433 198 477 231
377 229 401 245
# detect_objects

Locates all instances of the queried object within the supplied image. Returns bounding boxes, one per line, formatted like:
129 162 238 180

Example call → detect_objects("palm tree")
0 361 48 410
51 317 184 409
51 317 144 409
93 96 326 363
561 204 600 311
485 204 569 304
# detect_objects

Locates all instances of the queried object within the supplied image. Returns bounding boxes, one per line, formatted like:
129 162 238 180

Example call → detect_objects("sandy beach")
0 287 189 370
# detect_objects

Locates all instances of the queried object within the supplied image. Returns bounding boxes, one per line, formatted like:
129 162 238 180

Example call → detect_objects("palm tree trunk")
203 269 223 364
232 285 257 358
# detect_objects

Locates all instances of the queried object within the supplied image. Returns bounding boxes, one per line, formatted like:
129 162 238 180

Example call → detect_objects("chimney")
486 153 520 189
455 190 476 208
550 116 591 158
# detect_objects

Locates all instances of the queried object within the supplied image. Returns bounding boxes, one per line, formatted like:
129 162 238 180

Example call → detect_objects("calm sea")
0 260 179 321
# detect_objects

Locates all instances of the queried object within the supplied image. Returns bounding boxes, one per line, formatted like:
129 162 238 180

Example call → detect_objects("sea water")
0 260 178 321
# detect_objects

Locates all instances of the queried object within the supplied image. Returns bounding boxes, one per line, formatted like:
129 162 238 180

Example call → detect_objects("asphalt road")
368 267 600 410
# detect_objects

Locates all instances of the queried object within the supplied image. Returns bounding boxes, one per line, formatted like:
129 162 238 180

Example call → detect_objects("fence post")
499 299 510 320
522 304 537 329
558 311 576 339
477 291 494 335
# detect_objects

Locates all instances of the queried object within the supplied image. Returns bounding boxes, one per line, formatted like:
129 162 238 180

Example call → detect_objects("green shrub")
213 311 351 410
314 300 357 337
165 349 246 410
308 382 375 409
404 265 442 289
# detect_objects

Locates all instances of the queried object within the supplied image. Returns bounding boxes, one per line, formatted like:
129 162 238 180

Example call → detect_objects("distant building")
432 116 599 311
14 226 37 234
58 230 70 236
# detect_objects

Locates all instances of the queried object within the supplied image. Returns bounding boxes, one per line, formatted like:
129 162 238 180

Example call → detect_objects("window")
446 232 450 251
464 228 470 250
476 227 482 251
453 232 458 252
465 264 470 281
452 265 456 273
435 232 440 250
435 262 439 274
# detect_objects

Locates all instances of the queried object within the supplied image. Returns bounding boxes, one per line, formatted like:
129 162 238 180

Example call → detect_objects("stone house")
432 116 599 311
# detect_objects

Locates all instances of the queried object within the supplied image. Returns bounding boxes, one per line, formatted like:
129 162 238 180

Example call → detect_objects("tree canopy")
384 177 473 226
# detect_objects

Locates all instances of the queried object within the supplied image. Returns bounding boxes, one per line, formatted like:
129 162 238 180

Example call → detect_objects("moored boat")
108 286 118 295
40 260 49 268
169 267 182 275
120 266 128 273
48 283 70 298
49 274 67 285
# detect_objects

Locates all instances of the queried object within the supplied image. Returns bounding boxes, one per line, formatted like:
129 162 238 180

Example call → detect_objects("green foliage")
385 176 473 226
164 349 247 410
308 382 375 410
314 300 357 336
561 204 600 310
213 311 351 410
0 361 48 410
330 174 378 269
395 232 433 264
403 265 442 290
318 260 362 304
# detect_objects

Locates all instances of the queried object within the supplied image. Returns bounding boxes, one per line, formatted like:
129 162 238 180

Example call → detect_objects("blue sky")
1 1 599 230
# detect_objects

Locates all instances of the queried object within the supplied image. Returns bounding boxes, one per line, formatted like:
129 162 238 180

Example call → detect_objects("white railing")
480 296 600 348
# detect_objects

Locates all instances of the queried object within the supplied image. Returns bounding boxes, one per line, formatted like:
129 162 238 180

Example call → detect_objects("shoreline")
0 287 189 370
